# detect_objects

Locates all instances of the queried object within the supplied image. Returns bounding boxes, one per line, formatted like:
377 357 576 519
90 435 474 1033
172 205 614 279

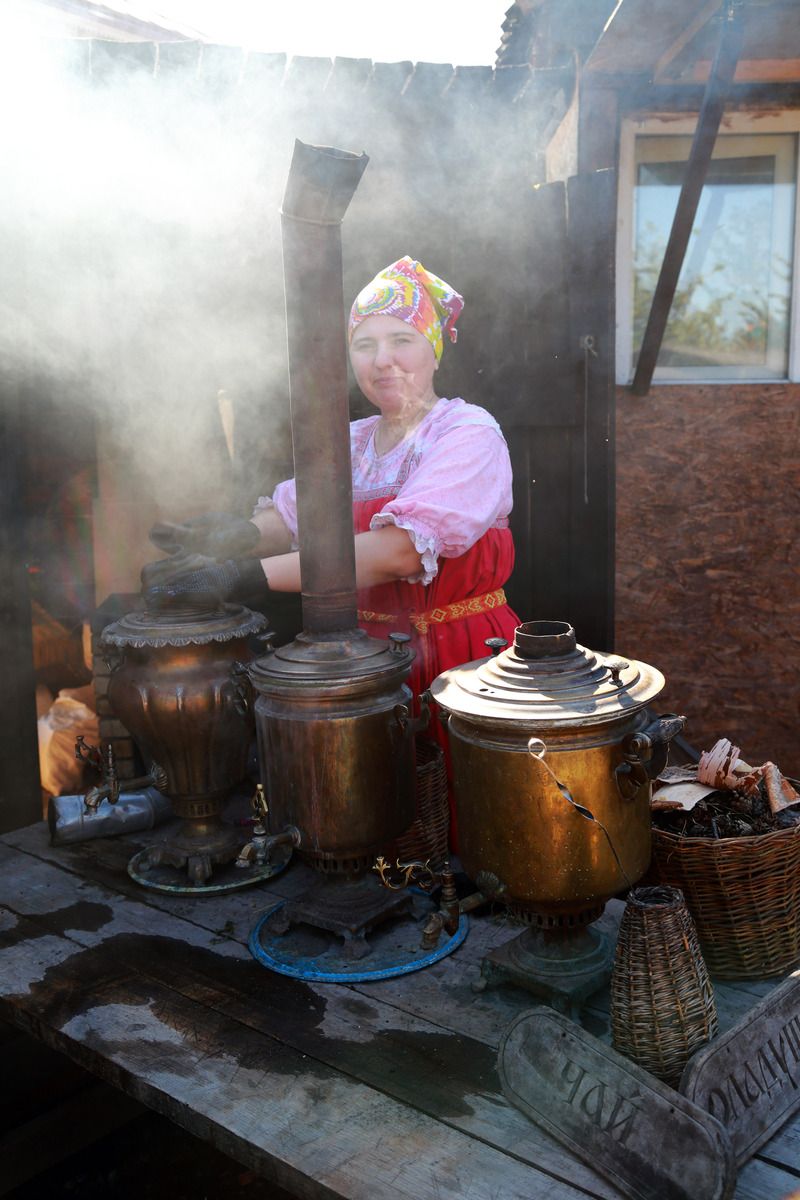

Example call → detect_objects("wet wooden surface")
1 818 799 1200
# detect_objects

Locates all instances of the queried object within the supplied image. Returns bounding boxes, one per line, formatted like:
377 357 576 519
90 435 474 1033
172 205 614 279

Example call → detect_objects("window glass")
633 133 797 380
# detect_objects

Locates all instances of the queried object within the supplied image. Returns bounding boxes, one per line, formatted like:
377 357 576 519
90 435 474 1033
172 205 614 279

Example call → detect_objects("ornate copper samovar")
431 619 685 1012
100 598 271 891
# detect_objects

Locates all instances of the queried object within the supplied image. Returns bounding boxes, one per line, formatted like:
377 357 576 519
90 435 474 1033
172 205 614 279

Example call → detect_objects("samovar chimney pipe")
280 139 369 635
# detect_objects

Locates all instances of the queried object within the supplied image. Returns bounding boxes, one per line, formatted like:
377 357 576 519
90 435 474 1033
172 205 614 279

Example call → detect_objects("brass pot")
249 629 416 870
430 620 684 918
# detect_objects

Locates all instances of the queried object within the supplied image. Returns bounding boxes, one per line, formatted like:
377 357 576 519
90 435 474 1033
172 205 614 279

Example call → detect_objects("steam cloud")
0 24 551 601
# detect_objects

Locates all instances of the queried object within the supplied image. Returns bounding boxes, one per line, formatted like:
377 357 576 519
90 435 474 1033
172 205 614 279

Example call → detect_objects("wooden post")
0 382 42 831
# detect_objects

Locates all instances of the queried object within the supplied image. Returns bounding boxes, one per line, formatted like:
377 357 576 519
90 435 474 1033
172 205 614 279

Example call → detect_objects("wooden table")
1 817 798 1200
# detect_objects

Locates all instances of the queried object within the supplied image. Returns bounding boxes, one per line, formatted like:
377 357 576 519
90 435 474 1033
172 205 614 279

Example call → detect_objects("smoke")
0 19 559 605
1 29 293 521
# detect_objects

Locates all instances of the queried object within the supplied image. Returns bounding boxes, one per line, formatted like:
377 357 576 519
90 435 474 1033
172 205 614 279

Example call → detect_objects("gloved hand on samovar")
141 553 269 612
148 512 261 560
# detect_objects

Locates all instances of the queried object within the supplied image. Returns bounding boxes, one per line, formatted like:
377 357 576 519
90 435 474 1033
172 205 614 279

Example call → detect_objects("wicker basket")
611 886 718 1087
649 823 800 979
389 738 450 869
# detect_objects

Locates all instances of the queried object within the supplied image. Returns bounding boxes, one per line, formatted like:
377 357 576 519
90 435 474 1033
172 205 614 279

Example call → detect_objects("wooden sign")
498 1007 735 1200
681 975 800 1165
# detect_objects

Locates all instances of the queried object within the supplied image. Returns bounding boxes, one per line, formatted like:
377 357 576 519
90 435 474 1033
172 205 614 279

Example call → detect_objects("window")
617 115 800 384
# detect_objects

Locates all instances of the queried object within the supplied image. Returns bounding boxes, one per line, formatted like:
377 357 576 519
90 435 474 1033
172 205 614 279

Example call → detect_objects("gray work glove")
141 554 268 612
149 513 261 560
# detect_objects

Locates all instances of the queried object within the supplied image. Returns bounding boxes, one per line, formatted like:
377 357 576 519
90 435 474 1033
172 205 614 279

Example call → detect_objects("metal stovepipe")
280 139 369 635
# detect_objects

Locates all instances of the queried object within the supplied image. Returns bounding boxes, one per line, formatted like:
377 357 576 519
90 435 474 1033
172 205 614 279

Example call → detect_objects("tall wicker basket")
649 823 800 979
389 738 450 870
611 886 718 1087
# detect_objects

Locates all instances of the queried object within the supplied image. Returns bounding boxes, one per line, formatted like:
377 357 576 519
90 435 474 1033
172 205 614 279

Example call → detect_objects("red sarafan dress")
258 397 521 841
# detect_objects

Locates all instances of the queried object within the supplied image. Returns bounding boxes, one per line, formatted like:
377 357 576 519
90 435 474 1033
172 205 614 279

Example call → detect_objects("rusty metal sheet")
498 1007 736 1200
681 975 800 1165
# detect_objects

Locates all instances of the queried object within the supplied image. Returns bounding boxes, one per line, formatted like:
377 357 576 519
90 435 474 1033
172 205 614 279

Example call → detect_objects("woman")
147 256 520 746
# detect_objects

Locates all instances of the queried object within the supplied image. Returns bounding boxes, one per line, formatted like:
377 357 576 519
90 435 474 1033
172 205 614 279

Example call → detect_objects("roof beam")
631 4 744 396
653 0 721 81
585 0 720 75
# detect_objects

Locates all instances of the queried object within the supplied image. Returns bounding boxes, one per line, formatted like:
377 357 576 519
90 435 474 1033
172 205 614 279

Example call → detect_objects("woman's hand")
149 513 261 559
141 556 269 610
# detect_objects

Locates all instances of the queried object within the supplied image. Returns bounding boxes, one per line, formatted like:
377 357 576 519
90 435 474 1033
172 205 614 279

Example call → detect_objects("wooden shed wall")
615 382 800 775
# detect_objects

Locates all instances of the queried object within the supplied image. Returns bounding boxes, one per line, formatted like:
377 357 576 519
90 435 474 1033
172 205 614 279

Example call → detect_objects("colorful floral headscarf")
348 256 464 362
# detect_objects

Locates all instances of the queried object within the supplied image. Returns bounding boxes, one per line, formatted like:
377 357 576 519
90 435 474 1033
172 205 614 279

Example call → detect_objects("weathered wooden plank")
752 1113 800 1174
2 823 602 1046
0 845 625 1200
734 1155 800 1200
0 906 603 1200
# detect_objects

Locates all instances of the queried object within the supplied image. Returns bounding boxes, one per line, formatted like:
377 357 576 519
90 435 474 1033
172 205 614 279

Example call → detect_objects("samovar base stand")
266 873 414 960
250 875 469 983
474 922 613 1019
128 810 290 895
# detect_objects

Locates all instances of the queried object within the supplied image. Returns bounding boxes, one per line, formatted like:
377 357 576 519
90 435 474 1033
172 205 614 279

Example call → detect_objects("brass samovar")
431 619 685 1013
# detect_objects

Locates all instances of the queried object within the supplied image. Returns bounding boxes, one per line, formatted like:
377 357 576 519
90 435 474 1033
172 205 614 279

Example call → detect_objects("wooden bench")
1 818 798 1200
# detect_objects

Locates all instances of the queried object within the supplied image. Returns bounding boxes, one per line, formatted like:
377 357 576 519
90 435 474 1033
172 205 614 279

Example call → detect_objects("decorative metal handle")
615 712 687 800
484 637 508 657
101 645 124 674
230 660 253 718
75 735 104 773
373 856 437 893
251 782 268 820
252 631 276 656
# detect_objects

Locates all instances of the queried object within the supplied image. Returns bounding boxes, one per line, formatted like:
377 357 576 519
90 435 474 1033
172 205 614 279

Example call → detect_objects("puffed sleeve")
252 478 299 548
369 423 513 585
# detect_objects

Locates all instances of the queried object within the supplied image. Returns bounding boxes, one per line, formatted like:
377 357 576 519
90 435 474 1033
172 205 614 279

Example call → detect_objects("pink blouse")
253 398 514 587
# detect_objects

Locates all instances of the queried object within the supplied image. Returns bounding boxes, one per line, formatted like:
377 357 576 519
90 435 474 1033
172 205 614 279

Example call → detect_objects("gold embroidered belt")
358 588 507 636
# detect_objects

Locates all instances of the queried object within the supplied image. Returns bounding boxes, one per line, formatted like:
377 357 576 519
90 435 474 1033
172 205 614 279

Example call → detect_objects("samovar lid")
430 620 665 728
101 604 268 649
248 628 413 691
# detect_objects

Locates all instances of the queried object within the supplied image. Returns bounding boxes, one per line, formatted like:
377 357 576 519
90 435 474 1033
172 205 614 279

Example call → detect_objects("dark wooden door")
441 168 617 652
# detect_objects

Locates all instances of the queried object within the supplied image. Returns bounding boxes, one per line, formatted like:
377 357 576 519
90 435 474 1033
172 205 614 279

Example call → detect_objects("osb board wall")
615 383 799 776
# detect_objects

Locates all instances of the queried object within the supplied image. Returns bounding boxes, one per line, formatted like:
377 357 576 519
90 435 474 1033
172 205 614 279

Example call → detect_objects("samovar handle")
101 643 124 673
614 713 687 800
393 690 432 736
230 660 254 717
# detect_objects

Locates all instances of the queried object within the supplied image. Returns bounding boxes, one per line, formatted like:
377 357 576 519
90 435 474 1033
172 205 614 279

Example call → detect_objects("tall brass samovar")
247 141 425 965
431 619 685 1013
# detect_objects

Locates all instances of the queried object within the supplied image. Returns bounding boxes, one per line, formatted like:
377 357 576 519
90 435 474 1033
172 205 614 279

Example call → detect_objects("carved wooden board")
681 975 800 1166
498 1007 736 1200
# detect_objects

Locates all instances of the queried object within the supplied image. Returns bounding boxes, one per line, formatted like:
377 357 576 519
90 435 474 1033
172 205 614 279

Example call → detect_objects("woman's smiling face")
349 314 438 421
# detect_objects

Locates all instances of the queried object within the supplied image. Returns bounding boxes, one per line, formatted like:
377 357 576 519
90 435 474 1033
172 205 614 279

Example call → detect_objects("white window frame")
616 111 800 385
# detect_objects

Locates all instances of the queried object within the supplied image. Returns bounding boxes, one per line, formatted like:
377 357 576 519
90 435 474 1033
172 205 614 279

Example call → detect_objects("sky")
20 0 512 65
